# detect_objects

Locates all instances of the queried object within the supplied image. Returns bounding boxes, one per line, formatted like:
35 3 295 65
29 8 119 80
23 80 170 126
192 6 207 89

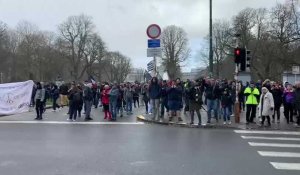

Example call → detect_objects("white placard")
0 80 34 115
147 48 162 57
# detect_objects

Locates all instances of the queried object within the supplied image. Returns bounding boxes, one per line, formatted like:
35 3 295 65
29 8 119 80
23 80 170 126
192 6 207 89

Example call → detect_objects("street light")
209 0 213 78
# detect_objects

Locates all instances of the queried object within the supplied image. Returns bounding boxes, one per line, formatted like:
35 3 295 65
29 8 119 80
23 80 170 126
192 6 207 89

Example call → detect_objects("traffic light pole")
234 35 240 123
209 0 213 78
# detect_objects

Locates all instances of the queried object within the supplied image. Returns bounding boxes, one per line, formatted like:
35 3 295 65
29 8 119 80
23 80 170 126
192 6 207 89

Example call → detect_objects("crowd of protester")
30 77 300 127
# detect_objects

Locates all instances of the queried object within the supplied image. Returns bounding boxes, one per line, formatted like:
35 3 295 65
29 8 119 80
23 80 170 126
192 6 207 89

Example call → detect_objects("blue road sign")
148 39 160 48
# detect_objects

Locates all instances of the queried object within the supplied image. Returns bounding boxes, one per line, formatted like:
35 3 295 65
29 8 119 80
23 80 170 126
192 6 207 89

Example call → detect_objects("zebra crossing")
234 130 300 171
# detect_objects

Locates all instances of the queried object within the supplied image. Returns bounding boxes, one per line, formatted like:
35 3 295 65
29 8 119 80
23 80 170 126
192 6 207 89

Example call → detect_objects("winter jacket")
293 88 300 110
283 90 295 104
244 87 260 105
167 86 183 101
149 83 161 99
35 88 45 102
109 86 120 102
221 94 232 108
258 91 274 116
271 88 283 107
188 86 203 104
204 83 221 100
124 87 134 100
101 89 110 105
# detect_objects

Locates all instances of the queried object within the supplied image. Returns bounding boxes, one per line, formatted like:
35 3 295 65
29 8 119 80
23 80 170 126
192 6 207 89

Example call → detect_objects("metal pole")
234 36 240 123
154 56 157 77
209 0 213 78
0 72 3 84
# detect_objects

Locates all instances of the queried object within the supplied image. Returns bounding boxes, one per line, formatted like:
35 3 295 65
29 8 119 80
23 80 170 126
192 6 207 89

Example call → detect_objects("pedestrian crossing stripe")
249 142 300 148
258 151 300 158
234 130 300 135
270 162 300 170
0 121 145 125
241 136 300 141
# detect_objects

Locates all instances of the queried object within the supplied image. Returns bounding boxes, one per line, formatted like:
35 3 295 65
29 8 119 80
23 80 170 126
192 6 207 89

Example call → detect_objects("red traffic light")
235 49 241 56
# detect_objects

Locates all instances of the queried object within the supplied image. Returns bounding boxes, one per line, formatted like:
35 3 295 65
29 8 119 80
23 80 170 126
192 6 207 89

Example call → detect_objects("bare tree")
58 14 95 80
161 25 190 80
102 52 131 83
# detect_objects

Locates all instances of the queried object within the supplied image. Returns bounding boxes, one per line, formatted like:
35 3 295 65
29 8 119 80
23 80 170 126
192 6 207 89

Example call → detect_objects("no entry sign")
146 24 161 39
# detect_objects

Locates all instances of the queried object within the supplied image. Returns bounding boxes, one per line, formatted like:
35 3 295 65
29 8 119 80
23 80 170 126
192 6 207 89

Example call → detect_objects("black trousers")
36 99 44 119
246 104 257 122
190 110 201 124
284 103 294 123
261 115 271 125
144 100 149 113
297 110 300 125
272 105 281 120
134 97 139 108
52 97 60 110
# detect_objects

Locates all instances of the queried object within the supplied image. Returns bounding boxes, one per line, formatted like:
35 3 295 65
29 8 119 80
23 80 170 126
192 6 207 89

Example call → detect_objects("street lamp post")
209 0 213 78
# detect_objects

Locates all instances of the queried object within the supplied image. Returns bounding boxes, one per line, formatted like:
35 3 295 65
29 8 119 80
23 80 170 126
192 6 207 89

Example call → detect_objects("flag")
147 60 154 72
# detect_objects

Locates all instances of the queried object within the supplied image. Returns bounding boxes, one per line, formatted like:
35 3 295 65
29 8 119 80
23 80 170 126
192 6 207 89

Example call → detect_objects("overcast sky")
0 0 285 71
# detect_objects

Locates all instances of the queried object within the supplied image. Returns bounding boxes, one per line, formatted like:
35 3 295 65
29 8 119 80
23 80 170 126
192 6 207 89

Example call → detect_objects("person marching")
258 87 274 127
34 82 45 120
102 85 112 120
221 88 233 125
188 80 204 126
244 81 260 124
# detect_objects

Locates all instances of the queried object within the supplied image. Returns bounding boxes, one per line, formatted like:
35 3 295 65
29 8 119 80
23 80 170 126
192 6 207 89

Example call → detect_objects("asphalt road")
0 123 299 175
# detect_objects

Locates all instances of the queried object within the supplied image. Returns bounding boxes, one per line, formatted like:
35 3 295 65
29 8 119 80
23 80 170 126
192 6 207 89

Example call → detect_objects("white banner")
0 80 34 115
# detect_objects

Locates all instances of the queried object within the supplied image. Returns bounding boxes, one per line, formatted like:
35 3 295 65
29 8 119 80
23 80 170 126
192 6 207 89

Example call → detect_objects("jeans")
151 99 160 120
207 99 218 122
84 100 93 118
110 100 118 120
223 106 230 122
126 98 133 113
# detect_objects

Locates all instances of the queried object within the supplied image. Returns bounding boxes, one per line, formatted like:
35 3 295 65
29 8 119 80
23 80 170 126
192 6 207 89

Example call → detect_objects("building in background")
181 67 206 81
125 68 145 82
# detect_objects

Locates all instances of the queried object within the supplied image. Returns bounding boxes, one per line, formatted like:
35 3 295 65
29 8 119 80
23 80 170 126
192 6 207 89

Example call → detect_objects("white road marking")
258 151 300 158
270 162 300 170
241 136 300 141
235 130 300 135
249 142 300 148
0 121 144 125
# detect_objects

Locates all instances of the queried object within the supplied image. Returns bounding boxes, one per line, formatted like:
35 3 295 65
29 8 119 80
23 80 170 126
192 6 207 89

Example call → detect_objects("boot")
104 111 108 119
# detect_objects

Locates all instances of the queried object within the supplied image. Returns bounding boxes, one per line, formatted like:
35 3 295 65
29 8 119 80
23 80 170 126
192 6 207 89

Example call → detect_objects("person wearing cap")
244 81 260 124
258 87 274 127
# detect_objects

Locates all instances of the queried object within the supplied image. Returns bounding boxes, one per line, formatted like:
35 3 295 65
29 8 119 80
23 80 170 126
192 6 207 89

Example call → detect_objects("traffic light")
240 48 246 71
234 47 241 63
246 50 251 69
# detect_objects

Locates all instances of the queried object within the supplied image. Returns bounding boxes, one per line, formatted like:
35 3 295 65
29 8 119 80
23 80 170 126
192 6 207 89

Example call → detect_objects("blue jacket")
149 83 161 99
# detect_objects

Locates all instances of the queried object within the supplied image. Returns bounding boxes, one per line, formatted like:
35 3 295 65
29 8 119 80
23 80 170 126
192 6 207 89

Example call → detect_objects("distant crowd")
31 78 300 127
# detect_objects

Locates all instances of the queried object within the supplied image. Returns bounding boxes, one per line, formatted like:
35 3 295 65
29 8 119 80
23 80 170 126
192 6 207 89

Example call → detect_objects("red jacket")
102 89 110 105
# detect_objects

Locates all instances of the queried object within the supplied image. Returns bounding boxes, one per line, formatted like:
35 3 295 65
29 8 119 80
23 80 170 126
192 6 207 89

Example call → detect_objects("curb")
136 115 242 129
136 115 300 131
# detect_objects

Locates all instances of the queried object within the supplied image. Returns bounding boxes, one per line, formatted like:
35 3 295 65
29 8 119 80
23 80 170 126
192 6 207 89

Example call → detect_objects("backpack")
73 92 82 102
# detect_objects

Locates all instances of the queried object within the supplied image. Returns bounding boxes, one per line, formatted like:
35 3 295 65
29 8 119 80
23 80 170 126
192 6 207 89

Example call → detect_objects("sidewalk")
137 107 300 131
0 105 144 123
